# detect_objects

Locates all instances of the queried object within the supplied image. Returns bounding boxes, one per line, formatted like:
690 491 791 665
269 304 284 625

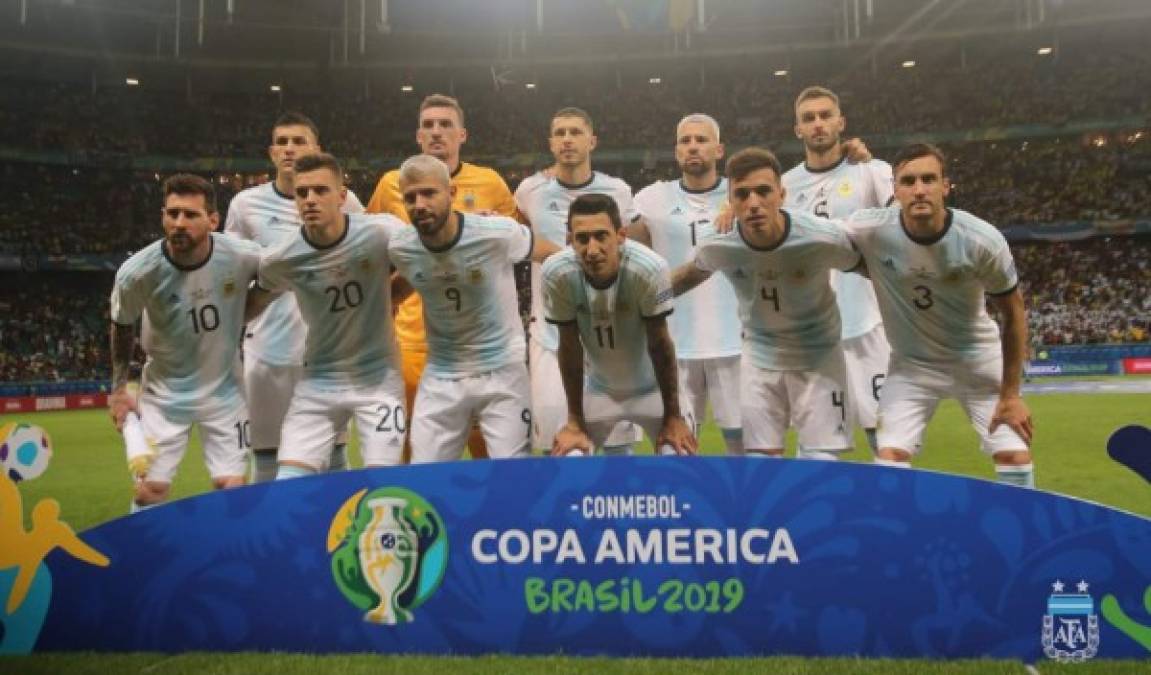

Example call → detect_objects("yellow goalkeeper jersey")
366 161 520 352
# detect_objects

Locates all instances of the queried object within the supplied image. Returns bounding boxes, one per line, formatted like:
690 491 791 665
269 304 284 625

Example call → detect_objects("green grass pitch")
3 388 1149 671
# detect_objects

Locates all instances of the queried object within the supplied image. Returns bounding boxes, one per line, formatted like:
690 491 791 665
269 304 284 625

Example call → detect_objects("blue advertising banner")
8 458 1151 661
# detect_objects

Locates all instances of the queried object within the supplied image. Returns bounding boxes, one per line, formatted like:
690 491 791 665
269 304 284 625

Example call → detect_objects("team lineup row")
106 87 1036 512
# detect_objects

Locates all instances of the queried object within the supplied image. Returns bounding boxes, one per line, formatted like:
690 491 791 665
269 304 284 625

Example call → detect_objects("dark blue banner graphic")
7 457 1151 661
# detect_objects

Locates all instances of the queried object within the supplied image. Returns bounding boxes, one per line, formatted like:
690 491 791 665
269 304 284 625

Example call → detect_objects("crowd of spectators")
1017 238 1151 347
0 273 111 383
1 50 1148 159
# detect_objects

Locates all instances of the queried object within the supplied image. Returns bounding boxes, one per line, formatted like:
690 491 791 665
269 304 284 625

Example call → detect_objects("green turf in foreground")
1 655 1149 674
8 390 1151 533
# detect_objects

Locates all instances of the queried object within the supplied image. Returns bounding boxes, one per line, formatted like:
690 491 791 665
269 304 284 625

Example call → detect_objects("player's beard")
679 159 713 177
804 133 839 155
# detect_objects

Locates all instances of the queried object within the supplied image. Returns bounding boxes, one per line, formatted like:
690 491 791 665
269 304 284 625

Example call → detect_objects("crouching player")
543 193 697 457
109 174 261 512
388 154 559 462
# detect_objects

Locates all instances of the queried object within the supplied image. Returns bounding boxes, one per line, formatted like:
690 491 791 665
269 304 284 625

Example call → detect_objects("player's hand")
551 423 593 457
989 395 1033 446
842 138 873 163
108 387 138 432
715 202 735 233
657 415 698 456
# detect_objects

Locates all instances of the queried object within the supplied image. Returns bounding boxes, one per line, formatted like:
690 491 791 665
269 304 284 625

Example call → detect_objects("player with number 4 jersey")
248 153 408 477
673 148 861 459
388 155 559 462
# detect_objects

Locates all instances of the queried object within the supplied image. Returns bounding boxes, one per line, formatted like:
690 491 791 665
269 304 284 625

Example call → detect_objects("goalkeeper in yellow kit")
367 93 520 460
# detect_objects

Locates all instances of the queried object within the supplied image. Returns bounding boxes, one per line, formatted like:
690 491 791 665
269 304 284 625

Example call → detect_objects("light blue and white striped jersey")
783 157 894 339
846 206 1018 364
388 213 532 377
110 233 261 419
693 210 861 371
257 214 404 387
515 170 636 352
543 240 673 397
634 178 741 360
224 181 364 366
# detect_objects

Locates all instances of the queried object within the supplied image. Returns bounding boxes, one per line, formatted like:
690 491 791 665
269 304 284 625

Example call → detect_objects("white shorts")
679 355 741 430
279 371 406 470
842 323 891 430
243 357 301 450
741 347 851 452
531 341 640 450
137 396 250 483
410 362 532 463
877 355 1028 456
583 388 696 453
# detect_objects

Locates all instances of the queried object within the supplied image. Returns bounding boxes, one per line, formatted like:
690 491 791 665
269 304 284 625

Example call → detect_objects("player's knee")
992 449 1032 466
877 447 912 462
212 475 246 490
134 481 170 505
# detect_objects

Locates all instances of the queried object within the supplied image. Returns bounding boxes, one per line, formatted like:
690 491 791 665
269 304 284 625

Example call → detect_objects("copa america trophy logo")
328 487 448 625
1042 580 1099 662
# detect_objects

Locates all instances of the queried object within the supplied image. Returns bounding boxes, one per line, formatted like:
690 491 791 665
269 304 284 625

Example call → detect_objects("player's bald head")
399 154 452 187
677 113 721 142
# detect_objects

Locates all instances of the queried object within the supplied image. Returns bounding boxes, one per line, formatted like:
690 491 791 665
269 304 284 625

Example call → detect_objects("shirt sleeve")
981 240 1020 296
222 193 247 238
829 223 864 272
614 184 639 224
504 220 534 263
343 189 366 215
639 257 674 319
489 174 519 219
257 256 287 293
692 235 721 273
543 264 577 325
109 267 144 325
870 160 896 207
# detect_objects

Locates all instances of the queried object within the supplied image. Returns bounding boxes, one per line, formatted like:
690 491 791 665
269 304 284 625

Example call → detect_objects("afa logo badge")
328 487 448 625
1043 580 1099 662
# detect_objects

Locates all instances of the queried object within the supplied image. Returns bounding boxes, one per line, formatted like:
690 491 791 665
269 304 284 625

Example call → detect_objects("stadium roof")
2 0 1148 72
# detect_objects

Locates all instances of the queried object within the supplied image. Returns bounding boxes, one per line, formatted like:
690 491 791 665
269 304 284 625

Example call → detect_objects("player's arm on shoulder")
870 160 896 206
108 321 138 430
644 316 698 455
842 137 873 163
222 193 246 238
552 321 593 456
671 256 713 297
989 286 1033 445
626 215 652 248
529 234 562 264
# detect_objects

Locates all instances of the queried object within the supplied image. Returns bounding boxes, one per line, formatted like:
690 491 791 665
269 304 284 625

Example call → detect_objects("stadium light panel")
774 69 788 77
401 85 414 92
649 77 661 84
1037 46 1053 55
901 60 916 68
125 78 139 86
525 83 536 89
269 84 281 92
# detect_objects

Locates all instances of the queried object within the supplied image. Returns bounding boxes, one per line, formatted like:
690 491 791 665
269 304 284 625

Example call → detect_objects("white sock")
276 464 317 480
798 447 841 461
602 443 634 457
746 451 782 458
874 457 912 469
721 428 744 456
996 463 1035 488
250 450 278 483
130 500 158 514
